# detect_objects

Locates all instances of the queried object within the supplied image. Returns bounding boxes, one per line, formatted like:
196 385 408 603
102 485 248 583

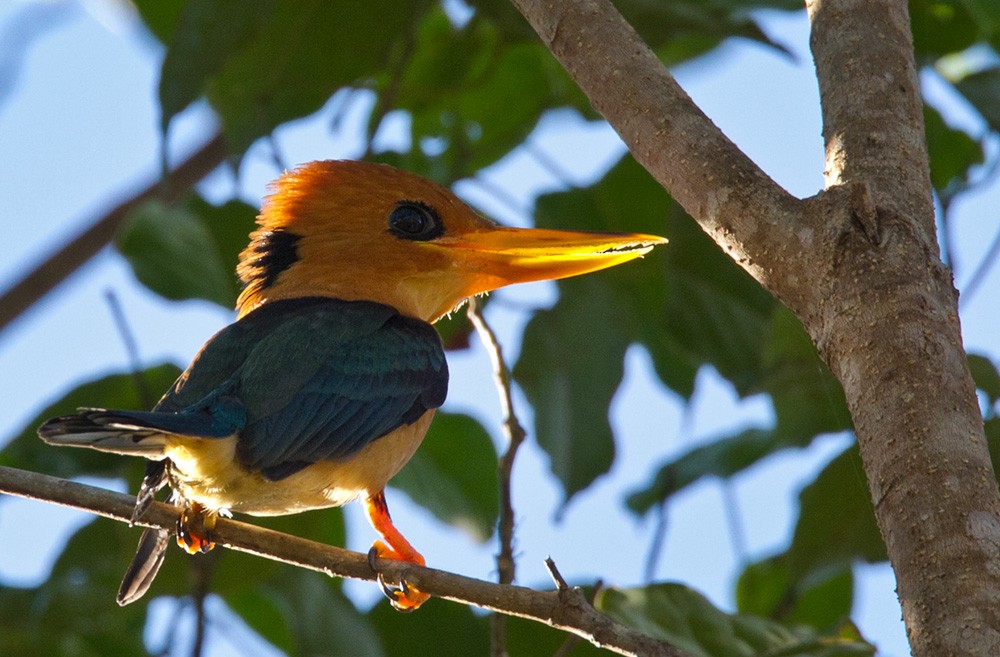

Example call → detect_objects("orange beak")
427 226 666 295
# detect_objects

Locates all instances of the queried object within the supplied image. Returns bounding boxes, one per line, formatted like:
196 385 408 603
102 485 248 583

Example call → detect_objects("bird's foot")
176 503 217 554
367 541 429 612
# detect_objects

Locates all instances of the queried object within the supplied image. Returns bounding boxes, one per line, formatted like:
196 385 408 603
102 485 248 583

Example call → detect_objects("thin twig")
0 131 228 336
721 481 748 567
544 556 571 591
104 290 154 410
0 465 688 657
467 297 529 657
523 141 579 188
960 221 1000 307
190 553 215 657
644 497 669 583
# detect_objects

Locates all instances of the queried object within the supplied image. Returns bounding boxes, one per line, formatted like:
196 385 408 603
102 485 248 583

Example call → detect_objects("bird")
37 159 666 611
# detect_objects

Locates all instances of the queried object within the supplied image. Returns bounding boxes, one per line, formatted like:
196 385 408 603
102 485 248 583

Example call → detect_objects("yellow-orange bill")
428 226 667 292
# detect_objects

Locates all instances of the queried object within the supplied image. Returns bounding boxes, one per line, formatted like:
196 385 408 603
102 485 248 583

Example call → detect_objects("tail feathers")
117 527 170 606
37 409 168 457
37 402 243 456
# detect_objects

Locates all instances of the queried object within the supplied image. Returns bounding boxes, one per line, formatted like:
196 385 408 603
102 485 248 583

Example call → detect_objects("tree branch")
509 1 1000 655
507 0 815 309
0 465 688 657
0 132 228 335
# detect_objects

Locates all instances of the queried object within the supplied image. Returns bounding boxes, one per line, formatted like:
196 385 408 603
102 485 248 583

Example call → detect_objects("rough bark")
509 0 1000 655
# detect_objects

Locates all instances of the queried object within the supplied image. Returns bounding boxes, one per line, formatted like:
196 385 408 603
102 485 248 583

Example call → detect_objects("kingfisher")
38 160 665 610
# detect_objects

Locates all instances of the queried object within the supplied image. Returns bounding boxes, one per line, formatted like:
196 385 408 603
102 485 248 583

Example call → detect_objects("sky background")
2 2 1000 656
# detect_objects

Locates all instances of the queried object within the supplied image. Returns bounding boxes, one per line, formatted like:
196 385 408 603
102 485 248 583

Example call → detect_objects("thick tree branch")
507 0 818 310
510 1 1000 655
0 132 228 335
805 3 1000 655
0 466 688 657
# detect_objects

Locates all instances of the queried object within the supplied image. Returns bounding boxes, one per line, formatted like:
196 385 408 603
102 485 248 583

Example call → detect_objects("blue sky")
3 2 999 655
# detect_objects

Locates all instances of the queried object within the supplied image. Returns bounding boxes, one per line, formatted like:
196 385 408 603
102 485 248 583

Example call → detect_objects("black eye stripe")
388 201 444 241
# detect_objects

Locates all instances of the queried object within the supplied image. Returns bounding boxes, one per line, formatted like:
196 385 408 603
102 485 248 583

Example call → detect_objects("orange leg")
363 490 429 611
176 502 217 555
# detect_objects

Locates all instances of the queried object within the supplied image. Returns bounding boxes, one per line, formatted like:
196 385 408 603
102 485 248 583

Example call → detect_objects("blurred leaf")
0 518 152 657
737 556 854 632
1 364 182 478
627 429 782 514
787 446 886 579
225 589 296 655
116 200 235 307
205 0 417 155
514 275 631 503
369 595 489 656
390 412 499 541
389 8 579 180
924 104 984 191
130 0 186 44
909 0 979 61
969 353 1000 405
159 0 277 133
730 445 884 637
618 0 796 64
761 307 851 440
212 506 346 600
505 614 615 656
239 571 383 657
517 155 777 502
955 66 1000 131
598 582 874 657
533 156 775 399
115 197 256 308
627 306 850 515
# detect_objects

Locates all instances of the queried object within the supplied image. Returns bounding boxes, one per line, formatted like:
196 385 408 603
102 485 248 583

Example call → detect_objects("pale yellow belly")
161 410 434 516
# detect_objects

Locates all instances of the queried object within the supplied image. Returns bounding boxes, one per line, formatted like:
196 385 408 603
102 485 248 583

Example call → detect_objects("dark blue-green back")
154 297 448 480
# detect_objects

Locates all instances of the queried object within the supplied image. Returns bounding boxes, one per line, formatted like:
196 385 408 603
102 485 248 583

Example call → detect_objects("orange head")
237 160 666 322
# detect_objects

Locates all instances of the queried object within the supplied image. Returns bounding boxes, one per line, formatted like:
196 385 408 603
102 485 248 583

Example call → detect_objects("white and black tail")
37 408 185 458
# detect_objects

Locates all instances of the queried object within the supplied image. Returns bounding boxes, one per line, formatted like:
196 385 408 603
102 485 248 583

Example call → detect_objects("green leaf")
389 412 499 541
369 595 489 657
627 307 850 515
390 8 578 180
598 583 874 657
786 446 886 580
626 429 783 514
761 307 852 441
923 104 984 192
0 518 153 657
517 155 779 502
737 557 854 631
130 0 186 44
514 275 631 503
969 353 1000 405
159 0 278 134
1 364 182 478
618 0 796 64
115 197 257 308
909 0 979 61
205 0 417 155
247 571 383 657
955 66 1000 131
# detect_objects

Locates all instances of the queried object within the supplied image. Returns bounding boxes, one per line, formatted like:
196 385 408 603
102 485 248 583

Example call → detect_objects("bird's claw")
367 544 428 612
176 504 217 555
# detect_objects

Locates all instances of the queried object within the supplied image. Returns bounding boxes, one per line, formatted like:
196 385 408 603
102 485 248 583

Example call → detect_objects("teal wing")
232 300 448 479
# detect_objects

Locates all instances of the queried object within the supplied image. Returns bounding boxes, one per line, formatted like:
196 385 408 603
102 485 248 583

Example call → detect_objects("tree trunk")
510 0 1000 654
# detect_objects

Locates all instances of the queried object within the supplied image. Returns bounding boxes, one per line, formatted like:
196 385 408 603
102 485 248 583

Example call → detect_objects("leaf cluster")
5 0 1000 655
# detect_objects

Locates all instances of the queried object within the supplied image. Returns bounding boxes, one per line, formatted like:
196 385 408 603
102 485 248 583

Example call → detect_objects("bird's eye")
388 202 444 241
